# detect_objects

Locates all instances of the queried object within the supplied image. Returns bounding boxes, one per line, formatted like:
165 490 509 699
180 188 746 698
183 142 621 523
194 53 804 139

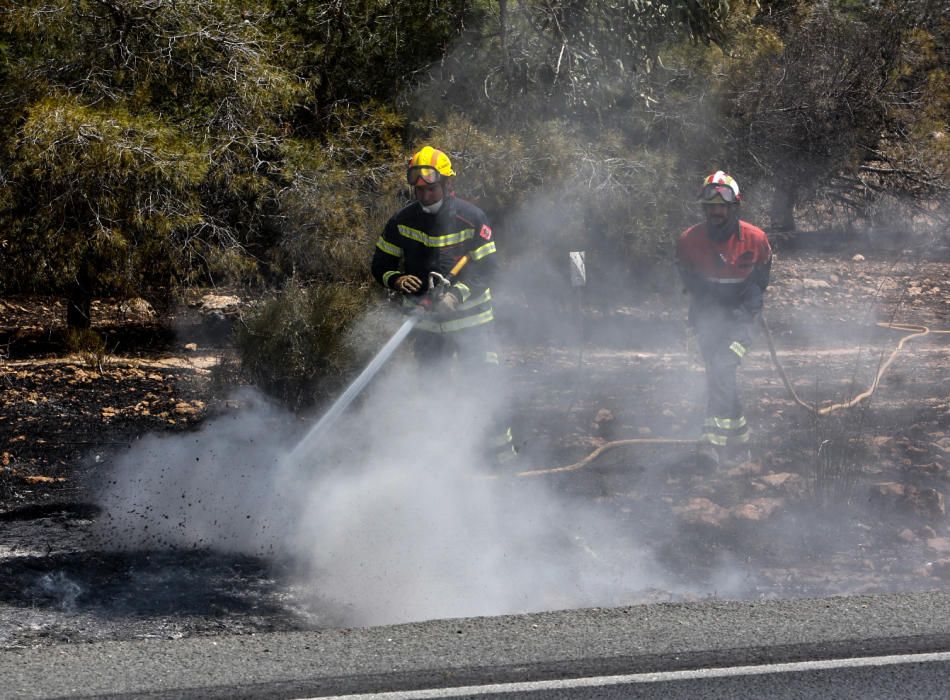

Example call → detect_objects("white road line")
304 651 950 699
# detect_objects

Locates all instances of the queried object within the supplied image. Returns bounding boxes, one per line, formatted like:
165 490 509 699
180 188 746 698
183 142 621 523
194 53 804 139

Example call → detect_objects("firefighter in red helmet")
371 146 516 465
676 171 773 467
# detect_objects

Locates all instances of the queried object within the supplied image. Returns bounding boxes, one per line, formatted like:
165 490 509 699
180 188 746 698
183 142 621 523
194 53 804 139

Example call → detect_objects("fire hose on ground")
760 318 950 416
512 317 950 478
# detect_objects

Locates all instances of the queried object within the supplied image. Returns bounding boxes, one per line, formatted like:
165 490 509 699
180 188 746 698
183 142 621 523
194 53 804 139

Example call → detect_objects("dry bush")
411 0 730 129
807 413 872 508
722 5 901 231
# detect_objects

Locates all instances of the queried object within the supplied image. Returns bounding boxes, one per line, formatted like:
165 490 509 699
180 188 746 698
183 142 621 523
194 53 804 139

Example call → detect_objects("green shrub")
420 115 689 290
272 104 406 284
67 328 108 371
235 280 394 410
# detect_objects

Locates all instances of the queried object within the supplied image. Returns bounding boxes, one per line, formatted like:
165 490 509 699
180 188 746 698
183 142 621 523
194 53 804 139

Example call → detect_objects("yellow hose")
760 317 949 416
512 438 697 478
507 317 949 478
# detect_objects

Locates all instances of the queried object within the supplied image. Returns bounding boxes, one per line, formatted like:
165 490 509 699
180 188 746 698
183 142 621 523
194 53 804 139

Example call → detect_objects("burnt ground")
1 246 949 649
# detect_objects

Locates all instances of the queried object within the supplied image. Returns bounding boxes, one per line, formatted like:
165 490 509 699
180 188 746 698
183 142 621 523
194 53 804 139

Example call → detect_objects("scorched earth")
1 246 949 649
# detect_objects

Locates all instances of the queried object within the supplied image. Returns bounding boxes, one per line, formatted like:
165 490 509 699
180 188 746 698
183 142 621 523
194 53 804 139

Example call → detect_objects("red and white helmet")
699 171 741 204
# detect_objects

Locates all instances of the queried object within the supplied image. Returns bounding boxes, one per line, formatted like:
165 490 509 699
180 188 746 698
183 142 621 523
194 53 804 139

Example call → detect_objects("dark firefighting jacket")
371 195 498 333
675 219 772 326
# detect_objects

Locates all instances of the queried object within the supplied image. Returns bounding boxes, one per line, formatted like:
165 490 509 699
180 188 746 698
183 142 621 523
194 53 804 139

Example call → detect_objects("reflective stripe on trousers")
694 312 751 448
701 415 750 446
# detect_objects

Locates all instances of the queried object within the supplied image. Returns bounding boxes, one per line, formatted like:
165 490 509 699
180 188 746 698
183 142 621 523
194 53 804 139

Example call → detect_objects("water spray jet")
289 255 471 461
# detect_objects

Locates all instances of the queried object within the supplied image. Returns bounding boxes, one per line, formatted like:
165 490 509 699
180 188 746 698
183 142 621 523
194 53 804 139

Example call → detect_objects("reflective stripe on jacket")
675 220 772 319
371 196 497 333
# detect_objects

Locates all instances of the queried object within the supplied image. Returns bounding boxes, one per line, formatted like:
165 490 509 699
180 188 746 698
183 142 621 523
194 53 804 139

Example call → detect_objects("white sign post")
569 251 587 287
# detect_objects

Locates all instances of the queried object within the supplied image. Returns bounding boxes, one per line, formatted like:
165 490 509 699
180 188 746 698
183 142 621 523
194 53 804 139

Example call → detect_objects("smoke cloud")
95 340 687 627
94 8 947 630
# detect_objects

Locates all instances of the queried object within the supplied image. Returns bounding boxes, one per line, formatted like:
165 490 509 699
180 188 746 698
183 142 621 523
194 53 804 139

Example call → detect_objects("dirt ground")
1 245 949 649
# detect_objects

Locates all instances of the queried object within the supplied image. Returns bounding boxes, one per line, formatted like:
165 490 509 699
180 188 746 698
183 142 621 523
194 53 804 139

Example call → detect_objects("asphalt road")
3 591 950 699
309 652 950 698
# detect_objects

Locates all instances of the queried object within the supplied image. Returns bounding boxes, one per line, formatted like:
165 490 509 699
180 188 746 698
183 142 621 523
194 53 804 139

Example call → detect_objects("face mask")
420 198 444 215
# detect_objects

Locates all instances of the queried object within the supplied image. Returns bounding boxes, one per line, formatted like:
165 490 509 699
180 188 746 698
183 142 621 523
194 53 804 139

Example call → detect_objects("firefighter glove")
394 274 423 294
435 289 459 313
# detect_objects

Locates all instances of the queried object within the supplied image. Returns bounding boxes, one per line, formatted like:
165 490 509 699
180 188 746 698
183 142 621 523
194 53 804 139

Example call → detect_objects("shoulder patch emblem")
479 224 492 241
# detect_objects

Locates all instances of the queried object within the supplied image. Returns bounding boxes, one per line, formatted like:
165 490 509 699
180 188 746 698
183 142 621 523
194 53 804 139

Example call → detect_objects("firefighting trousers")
693 314 752 448
410 321 517 464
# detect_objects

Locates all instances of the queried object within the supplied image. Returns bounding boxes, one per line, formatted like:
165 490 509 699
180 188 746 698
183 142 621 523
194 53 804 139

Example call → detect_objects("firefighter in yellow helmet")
371 146 516 465
676 171 772 467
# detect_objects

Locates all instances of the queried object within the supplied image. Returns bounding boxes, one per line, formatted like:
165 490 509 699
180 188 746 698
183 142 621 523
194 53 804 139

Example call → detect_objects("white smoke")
95 345 675 626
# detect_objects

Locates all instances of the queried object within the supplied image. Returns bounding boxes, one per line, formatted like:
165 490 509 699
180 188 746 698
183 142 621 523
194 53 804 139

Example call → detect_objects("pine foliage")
1 0 948 403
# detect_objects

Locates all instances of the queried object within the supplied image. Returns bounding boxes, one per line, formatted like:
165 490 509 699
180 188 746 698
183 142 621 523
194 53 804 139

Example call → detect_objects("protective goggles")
407 166 442 186
699 183 738 204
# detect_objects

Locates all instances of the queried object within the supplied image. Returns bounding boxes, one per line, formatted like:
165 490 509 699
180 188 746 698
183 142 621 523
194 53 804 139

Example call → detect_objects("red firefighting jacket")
675 220 772 321
371 195 497 333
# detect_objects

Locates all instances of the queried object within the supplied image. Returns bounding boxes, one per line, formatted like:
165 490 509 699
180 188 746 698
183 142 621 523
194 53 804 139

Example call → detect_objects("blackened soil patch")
0 502 101 522
1 251 949 648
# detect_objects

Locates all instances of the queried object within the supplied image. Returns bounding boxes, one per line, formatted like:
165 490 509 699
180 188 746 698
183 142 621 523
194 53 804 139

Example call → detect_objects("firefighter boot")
493 444 519 467
489 426 518 468
695 442 720 470
721 443 752 467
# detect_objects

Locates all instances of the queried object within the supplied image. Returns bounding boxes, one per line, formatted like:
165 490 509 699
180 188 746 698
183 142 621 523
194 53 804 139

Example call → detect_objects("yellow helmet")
407 146 456 186
699 171 741 204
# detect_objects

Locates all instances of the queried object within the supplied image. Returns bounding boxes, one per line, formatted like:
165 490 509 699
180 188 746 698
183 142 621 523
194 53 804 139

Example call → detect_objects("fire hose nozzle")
419 255 470 310
427 271 450 290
